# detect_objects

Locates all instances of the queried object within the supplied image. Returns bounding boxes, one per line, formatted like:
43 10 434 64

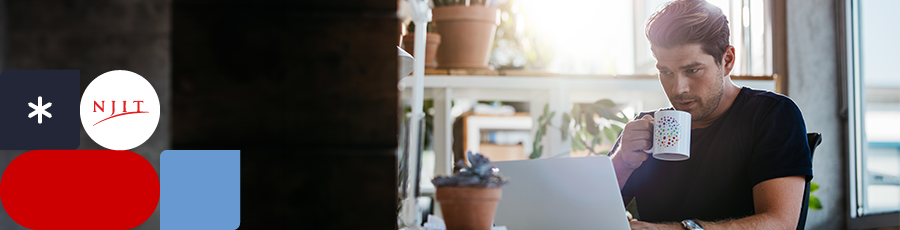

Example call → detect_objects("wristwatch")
681 219 704 230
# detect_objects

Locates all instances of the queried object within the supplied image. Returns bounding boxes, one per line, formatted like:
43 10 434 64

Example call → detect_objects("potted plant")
432 152 509 230
432 0 500 69
402 22 441 68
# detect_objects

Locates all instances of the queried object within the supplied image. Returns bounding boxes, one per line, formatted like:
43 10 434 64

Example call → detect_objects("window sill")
849 212 899 229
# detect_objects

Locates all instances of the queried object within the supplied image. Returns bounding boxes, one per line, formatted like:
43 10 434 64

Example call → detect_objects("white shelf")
400 75 776 92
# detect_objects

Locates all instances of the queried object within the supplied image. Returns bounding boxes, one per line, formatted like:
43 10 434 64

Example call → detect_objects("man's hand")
629 221 682 230
611 114 654 190
615 114 655 169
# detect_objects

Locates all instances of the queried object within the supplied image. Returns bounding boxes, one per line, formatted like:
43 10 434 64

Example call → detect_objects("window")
496 0 773 75
846 0 900 226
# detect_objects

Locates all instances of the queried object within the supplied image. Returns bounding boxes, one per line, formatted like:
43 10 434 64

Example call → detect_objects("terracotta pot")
402 33 441 68
432 5 500 69
435 186 502 230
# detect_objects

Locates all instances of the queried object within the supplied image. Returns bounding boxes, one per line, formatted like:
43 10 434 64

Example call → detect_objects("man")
609 0 812 229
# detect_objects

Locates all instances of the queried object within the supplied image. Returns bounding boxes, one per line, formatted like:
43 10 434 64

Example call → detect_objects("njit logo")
80 70 160 150
92 100 148 126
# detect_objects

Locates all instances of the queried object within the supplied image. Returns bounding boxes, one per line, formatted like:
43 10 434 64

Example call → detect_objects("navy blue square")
0 70 80 150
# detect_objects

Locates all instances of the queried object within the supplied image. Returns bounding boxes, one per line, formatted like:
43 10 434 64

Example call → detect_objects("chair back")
797 132 822 230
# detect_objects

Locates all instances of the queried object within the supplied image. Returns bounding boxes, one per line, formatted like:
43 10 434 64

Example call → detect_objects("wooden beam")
772 0 789 95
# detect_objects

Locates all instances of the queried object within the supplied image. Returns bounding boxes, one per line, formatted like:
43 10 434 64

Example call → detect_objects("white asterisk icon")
28 96 52 124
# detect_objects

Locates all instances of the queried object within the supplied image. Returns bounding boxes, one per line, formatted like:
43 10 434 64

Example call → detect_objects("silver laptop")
492 156 631 230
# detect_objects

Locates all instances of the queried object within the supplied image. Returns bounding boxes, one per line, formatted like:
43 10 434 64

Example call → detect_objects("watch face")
682 220 703 230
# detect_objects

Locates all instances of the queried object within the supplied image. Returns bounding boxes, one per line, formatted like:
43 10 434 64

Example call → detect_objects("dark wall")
173 0 399 228
0 1 170 229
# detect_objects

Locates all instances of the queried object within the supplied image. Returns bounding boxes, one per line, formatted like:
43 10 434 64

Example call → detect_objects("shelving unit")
400 74 777 187
464 113 533 161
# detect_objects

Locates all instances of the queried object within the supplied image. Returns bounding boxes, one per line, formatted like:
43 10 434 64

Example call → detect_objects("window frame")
841 0 900 228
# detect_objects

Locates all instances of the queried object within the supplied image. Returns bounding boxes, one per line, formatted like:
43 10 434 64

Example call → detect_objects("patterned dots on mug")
656 116 681 148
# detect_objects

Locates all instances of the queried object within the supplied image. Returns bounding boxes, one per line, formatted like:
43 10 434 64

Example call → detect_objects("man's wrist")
662 222 688 230
612 152 642 170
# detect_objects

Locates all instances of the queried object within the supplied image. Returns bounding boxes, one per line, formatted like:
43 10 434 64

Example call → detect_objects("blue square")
161 150 240 230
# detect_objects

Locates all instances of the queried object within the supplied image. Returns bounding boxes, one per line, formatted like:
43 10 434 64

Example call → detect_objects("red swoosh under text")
93 111 149 126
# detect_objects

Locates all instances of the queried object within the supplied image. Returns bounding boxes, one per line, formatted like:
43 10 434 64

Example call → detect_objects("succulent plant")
432 152 509 187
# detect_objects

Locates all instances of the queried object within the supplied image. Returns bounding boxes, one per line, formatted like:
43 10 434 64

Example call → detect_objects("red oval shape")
0 150 159 229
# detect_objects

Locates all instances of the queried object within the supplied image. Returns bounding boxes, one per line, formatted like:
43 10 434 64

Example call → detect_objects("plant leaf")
572 133 586 151
582 107 594 120
530 148 542 159
594 104 616 121
603 126 618 143
572 105 582 124
570 138 579 151
810 182 819 193
611 124 624 134
594 99 616 108
592 99 624 122
547 111 556 125
611 111 630 124
809 195 823 210
586 115 599 135
581 124 593 140
572 140 584 151
561 113 571 141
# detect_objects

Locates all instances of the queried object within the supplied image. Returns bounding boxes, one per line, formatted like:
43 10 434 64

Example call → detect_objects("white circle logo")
80 70 160 150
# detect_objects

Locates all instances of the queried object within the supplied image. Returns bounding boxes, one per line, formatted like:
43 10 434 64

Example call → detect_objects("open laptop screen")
493 156 631 230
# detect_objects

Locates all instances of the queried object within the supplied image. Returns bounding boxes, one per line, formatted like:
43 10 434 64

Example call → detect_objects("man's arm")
629 176 806 230
701 175 806 229
610 115 654 190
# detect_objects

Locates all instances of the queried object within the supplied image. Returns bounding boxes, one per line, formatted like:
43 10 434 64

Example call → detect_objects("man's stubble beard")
671 68 725 122
693 68 726 122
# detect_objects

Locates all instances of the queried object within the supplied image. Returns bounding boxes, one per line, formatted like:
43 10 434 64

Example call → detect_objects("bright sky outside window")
859 0 900 215
510 0 769 76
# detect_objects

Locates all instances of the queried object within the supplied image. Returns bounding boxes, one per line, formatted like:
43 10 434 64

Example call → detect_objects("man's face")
652 43 726 122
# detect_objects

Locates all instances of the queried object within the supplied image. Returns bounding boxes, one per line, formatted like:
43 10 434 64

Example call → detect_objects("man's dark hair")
646 0 730 65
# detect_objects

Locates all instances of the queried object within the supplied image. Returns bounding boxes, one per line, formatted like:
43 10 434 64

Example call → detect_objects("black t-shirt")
613 87 813 222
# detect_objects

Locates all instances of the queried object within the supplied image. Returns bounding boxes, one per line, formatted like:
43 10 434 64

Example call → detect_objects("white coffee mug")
642 110 691 161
